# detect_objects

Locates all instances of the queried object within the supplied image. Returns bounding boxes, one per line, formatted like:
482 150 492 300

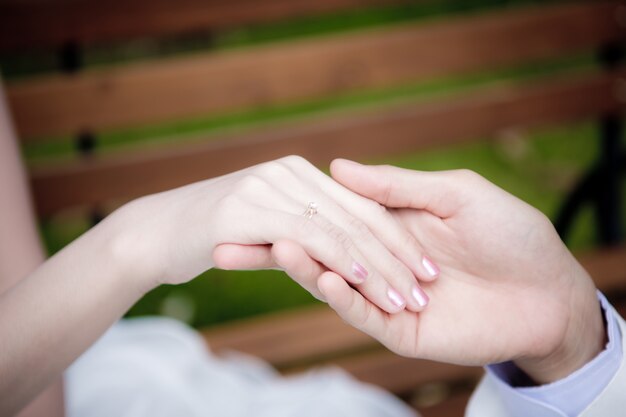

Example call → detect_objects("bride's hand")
108 156 437 313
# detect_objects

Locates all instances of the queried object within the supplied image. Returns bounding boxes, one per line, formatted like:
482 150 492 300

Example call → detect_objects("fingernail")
387 288 406 308
412 285 429 308
352 262 368 282
422 255 440 277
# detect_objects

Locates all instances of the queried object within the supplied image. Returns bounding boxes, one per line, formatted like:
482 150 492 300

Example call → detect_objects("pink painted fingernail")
422 255 440 277
352 262 369 282
387 288 406 308
412 285 429 308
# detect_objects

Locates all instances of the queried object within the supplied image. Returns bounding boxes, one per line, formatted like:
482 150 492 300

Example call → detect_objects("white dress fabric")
65 317 418 417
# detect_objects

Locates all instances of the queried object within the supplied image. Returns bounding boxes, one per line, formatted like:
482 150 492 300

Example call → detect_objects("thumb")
213 244 277 270
330 159 469 218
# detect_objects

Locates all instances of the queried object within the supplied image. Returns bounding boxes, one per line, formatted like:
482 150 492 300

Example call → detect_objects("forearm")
0 78 46 294
0 214 151 416
1 75 66 417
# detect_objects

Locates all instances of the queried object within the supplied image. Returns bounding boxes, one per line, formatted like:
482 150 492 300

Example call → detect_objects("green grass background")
8 0 623 328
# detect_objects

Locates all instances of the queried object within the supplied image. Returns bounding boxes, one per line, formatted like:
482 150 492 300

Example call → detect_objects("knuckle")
215 193 243 215
452 168 481 182
279 155 318 174
533 209 553 230
280 155 308 167
234 174 267 195
325 223 353 249
400 231 420 254
256 160 290 180
304 259 320 281
346 216 372 240
280 155 323 181
352 300 373 330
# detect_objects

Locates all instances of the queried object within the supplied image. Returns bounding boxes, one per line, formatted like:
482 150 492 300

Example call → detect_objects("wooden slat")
29 70 623 216
577 246 626 292
0 0 409 51
419 391 471 417
204 305 374 368
8 1 622 139
313 350 483 394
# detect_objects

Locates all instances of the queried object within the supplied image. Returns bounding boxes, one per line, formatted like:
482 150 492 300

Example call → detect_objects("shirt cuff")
485 291 623 417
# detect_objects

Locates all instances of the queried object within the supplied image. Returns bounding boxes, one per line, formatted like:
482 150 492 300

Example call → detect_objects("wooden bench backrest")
8 2 621 140
30 71 621 215
5 1 622 217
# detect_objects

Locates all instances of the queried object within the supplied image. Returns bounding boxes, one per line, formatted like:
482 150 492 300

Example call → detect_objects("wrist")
514 268 605 384
99 201 162 295
104 192 220 290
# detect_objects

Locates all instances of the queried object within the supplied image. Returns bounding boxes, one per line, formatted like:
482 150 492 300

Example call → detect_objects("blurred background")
1 0 624 331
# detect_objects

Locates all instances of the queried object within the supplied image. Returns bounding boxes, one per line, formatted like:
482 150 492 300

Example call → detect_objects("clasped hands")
111 156 604 385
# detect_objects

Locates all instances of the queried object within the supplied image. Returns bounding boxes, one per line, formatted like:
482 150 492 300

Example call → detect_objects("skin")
0 77 64 417
217 159 606 385
0 79 434 415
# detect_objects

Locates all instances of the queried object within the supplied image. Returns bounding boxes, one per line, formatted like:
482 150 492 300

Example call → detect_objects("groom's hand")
327 159 605 383
215 159 606 384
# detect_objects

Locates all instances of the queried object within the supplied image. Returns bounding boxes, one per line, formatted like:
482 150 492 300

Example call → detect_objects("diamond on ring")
303 202 318 219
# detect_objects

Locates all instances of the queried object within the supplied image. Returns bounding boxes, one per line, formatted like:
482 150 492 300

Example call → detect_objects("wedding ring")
303 202 318 219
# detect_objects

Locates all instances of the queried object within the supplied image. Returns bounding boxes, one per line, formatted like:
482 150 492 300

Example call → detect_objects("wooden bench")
3 1 624 414
1 1 621 217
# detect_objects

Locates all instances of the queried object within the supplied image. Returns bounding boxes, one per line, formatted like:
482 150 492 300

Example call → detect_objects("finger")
240 203 406 314
212 241 328 301
213 244 277 270
312 204 430 312
392 208 451 246
319 271 422 358
236 182 412 314
317 271 389 337
330 159 471 219
286 154 439 284
295 212 409 314
272 240 326 301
